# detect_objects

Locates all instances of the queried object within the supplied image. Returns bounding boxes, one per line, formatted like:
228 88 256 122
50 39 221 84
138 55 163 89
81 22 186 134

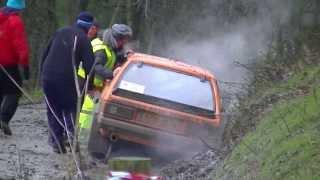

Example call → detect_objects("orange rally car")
88 53 222 157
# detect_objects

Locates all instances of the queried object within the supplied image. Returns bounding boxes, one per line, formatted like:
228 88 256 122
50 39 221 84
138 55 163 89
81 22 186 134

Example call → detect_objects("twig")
19 100 44 106
313 87 319 106
72 36 80 98
198 136 225 156
0 65 35 104
233 61 254 72
71 34 98 178
102 143 113 163
44 94 73 156
109 0 121 27
277 108 292 136
218 80 249 86
63 112 83 179
144 0 149 18
70 35 86 179
14 146 25 179
12 147 20 179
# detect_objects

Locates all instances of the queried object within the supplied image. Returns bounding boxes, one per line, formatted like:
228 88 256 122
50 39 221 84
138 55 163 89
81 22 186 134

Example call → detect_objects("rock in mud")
160 150 222 179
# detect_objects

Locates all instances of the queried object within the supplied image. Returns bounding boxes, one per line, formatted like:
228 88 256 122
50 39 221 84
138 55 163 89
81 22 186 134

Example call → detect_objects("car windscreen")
114 62 215 116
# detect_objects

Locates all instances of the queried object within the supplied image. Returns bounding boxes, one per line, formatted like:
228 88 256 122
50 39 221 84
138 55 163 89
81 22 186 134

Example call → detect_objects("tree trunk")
315 0 320 25
109 0 121 27
67 0 80 25
24 0 57 88
79 0 89 11
126 0 133 27
147 22 154 53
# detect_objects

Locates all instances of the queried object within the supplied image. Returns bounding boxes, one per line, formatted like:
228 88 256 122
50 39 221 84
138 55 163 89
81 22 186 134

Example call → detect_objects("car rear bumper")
97 113 204 151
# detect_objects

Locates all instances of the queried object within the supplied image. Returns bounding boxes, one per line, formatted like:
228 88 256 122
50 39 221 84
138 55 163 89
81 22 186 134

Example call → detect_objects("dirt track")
0 103 68 179
0 103 223 179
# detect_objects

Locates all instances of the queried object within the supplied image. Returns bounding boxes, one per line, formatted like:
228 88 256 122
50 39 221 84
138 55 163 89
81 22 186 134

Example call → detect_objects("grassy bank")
215 64 320 179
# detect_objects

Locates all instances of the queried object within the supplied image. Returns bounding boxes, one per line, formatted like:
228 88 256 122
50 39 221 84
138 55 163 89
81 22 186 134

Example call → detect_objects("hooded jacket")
0 8 29 67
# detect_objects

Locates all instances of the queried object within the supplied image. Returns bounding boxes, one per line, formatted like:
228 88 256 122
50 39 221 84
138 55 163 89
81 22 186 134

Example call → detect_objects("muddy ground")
0 103 224 179
0 103 67 179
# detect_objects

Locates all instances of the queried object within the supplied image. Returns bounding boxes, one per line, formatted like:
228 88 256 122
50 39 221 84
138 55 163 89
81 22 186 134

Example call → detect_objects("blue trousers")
42 80 78 146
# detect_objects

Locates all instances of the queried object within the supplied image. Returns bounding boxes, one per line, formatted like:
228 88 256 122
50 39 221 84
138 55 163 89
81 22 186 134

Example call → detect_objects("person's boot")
1 122 12 136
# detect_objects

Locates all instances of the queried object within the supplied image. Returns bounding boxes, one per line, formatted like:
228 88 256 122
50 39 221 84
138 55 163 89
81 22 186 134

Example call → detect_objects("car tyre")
87 114 111 161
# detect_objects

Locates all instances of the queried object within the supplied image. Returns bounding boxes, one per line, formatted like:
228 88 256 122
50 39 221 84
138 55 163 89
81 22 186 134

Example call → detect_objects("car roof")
127 53 216 80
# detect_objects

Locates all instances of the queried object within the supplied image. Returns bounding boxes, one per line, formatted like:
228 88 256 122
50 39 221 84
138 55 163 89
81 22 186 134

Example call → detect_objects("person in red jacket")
0 0 29 135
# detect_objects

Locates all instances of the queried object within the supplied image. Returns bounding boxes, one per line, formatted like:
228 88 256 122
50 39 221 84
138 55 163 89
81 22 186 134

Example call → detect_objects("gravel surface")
0 103 68 179
0 104 224 179
160 150 223 180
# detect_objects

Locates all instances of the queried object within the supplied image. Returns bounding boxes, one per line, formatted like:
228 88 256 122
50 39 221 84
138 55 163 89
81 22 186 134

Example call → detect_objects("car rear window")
114 62 215 115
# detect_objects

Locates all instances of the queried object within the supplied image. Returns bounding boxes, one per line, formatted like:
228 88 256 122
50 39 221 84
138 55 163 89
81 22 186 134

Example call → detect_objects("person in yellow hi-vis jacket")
78 24 133 145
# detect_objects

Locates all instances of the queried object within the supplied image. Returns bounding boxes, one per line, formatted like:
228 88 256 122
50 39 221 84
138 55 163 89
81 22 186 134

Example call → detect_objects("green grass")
215 66 320 180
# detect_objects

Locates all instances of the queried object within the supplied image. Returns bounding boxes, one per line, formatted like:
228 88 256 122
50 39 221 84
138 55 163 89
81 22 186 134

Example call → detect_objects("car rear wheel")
88 114 112 162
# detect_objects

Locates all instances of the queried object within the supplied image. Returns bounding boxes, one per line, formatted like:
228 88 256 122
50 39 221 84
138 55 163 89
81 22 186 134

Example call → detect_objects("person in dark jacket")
40 12 95 153
0 0 29 136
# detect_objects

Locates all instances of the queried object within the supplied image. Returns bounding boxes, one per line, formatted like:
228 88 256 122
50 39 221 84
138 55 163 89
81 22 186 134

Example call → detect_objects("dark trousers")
42 79 78 146
0 65 21 124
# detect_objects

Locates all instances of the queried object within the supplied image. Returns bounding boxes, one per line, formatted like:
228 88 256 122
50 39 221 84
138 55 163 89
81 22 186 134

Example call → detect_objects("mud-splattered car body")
88 53 222 156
